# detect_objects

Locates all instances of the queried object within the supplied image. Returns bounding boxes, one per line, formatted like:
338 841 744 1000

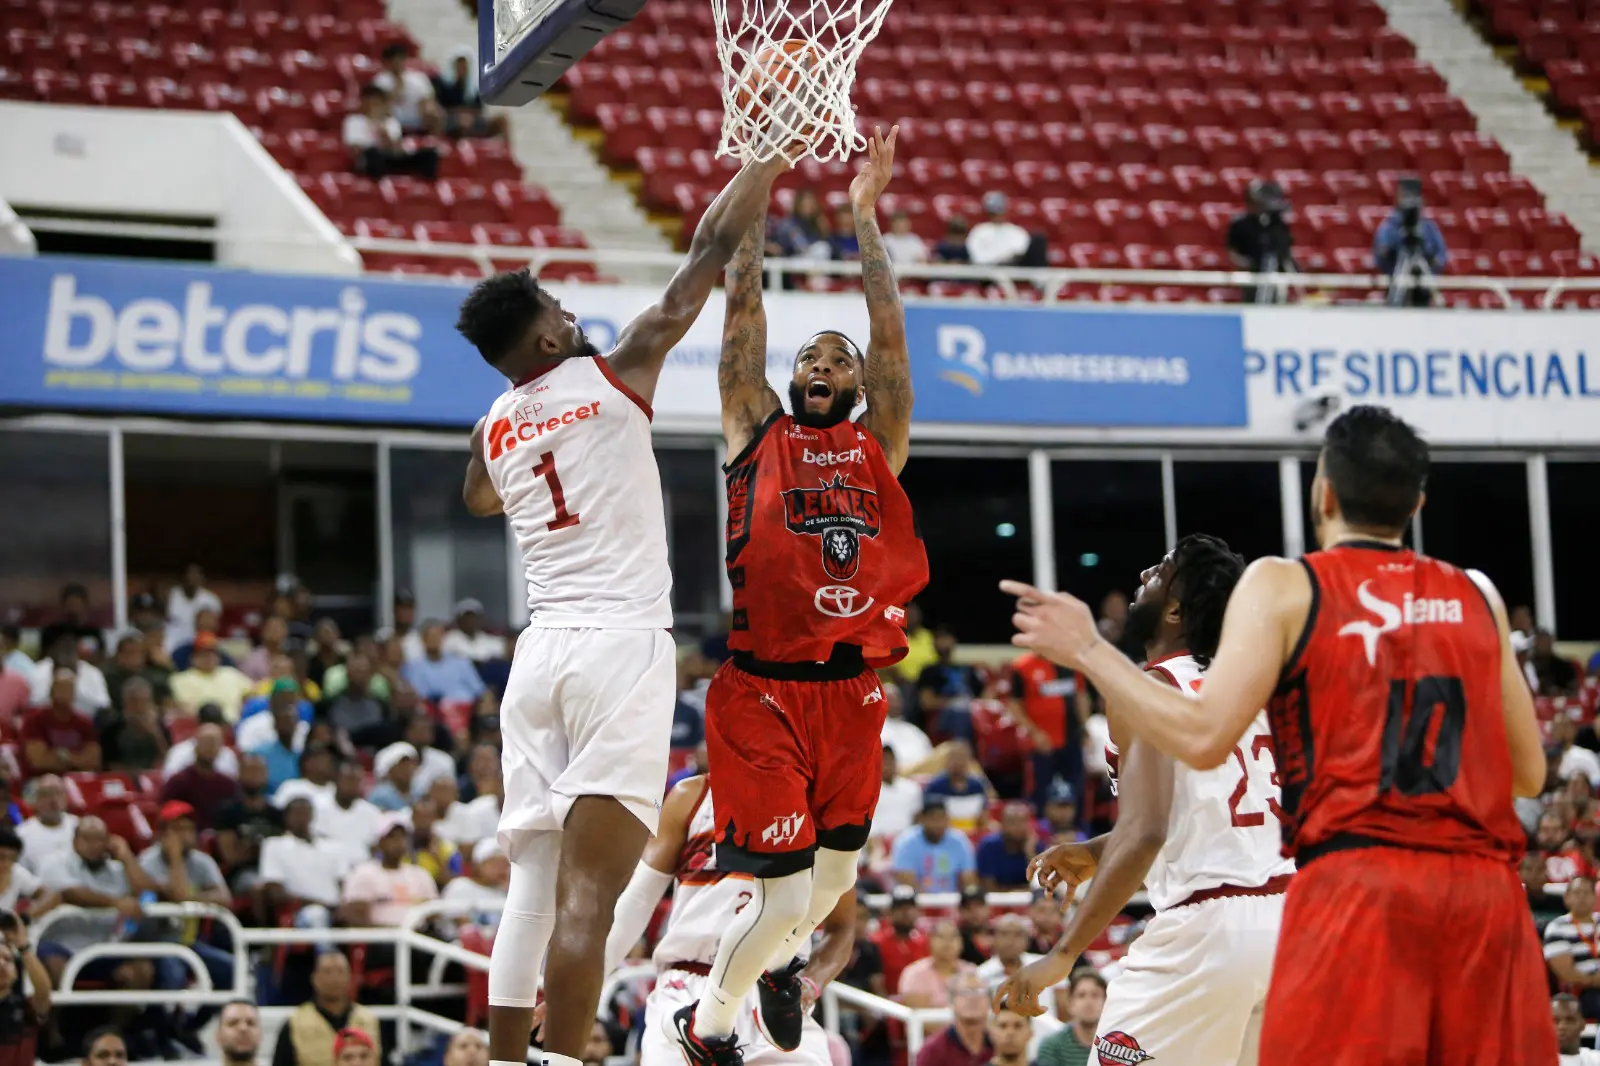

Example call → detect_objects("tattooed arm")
850 126 913 476
720 210 782 458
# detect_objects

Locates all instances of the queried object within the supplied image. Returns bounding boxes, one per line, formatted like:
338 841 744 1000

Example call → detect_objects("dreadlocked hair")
1169 533 1246 669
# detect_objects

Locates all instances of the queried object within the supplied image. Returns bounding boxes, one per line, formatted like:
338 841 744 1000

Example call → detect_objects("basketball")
733 38 832 145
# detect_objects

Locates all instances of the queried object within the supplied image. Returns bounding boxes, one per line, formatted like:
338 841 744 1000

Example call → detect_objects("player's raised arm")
607 156 792 406
851 126 912 476
1467 569 1548 797
1001 556 1308 769
720 213 783 458
463 416 504 517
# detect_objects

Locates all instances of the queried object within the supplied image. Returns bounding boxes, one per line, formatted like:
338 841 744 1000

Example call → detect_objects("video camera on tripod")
1388 176 1436 307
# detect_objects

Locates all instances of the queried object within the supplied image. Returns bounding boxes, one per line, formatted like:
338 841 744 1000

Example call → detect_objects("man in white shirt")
872 746 924 845
403 711 458 798
443 838 511 917
882 211 929 266
974 915 1043 994
16 775 78 874
164 709 242 779
28 636 110 717
425 776 499 847
313 759 384 857
442 599 507 663
1554 717 1600 789
966 192 1034 267
881 685 934 772
343 84 438 180
257 796 358 926
166 565 223 649
1554 993 1600 1064
373 42 443 133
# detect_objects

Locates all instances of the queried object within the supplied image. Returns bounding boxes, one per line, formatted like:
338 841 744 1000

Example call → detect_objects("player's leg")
1224 892 1283 1066
489 830 561 1065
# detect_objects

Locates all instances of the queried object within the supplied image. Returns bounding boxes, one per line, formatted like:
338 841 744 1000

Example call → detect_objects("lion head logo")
821 525 860 580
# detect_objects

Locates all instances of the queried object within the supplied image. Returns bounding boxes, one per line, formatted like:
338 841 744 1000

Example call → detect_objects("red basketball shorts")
1260 845 1557 1066
704 656 887 877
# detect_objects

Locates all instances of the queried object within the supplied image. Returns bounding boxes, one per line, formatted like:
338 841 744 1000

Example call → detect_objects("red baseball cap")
193 632 219 651
334 1030 376 1056
158 800 196 825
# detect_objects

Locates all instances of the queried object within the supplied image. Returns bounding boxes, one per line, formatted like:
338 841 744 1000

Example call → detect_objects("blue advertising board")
904 305 1248 426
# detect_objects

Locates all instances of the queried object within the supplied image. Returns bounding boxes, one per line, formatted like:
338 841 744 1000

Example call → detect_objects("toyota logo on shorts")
814 585 876 618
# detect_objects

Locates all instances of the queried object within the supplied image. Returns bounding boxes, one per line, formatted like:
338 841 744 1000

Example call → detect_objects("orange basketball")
734 38 831 143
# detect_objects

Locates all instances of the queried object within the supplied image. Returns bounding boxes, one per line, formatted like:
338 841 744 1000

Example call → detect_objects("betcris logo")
0 255 504 426
907 305 1247 426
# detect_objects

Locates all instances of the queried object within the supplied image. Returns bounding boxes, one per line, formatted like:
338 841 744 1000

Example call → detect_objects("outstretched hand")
850 124 899 209
1000 580 1102 669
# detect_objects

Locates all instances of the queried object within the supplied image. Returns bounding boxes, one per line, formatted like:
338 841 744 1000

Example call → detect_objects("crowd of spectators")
339 43 506 182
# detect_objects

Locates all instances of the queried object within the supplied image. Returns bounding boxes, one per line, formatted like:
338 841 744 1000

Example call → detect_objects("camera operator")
1226 179 1298 304
1374 176 1448 307
0 911 51 1066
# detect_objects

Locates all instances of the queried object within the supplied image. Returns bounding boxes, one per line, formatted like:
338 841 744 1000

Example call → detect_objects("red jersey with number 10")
724 412 928 666
1266 541 1524 863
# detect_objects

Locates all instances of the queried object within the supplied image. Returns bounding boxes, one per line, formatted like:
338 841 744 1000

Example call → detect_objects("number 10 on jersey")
533 451 580 531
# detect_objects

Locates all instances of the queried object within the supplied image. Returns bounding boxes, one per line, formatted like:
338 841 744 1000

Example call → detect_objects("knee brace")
489 832 561 1008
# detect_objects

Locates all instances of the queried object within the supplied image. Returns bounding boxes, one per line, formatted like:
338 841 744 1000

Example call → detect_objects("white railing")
13 216 1600 309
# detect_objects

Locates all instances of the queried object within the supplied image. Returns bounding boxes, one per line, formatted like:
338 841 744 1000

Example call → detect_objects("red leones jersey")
1267 541 1525 863
724 412 928 666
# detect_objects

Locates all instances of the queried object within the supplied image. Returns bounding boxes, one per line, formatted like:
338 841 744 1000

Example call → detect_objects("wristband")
800 976 821 1002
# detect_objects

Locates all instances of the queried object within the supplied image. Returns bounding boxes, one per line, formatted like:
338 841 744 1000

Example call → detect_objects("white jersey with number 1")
481 355 677 847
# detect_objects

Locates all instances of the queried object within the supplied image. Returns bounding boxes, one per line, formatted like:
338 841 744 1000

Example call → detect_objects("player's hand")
992 953 1074 1018
1030 841 1098 896
1000 580 1102 669
850 125 899 210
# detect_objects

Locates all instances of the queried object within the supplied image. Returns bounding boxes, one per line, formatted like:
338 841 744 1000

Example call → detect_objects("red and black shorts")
704 646 887 878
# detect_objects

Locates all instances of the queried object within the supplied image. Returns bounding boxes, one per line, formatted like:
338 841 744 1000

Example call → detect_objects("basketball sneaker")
669 1003 744 1066
754 956 807 1052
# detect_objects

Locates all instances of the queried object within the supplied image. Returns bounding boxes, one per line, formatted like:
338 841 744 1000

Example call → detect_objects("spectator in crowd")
139 801 234 1038
165 565 222 649
872 747 925 846
335 1029 378 1066
251 698 313 794
0 766 19 829
1546 874 1600 1018
891 799 978 894
129 591 165 635
0 628 30 678
323 655 388 740
160 725 240 832
241 617 291 684
967 192 1035 267
99 677 169 772
339 814 438 928
322 645 391 705
583 1021 616 1066
1534 630 1583 697
0 654 27 736
922 741 994 833
306 620 345 693
443 601 504 663
974 914 1041 993
406 798 458 888
1035 969 1107 1066
1027 893 1064 957
239 678 315 753
380 592 425 665
1553 720 1600 790
1553 993 1600 1065
881 685 933 771
986 1009 1032 1066
1008 649 1089 815
101 633 172 714
671 669 705 753
426 776 499 847
768 188 828 259
21 670 101 776
256 797 354 929
218 1001 264 1066
1539 809 1595 884
37 584 104 664
1041 781 1086 844
976 802 1038 892
403 712 457 798
442 838 509 915
0 829 50 915
829 204 861 260
899 920 976 1009
16 777 75 875
442 1029 489 1066
249 652 321 706
873 885 930 994
312 759 383 857
0 909 50 1065
916 627 983 739
171 634 254 721
881 211 928 266
171 609 233 670
432 47 509 140
374 43 443 135
344 84 439 180
892 603 938 687
1524 850 1566 930
36 818 159 990
80 1029 126 1066
272 953 381 1066
933 218 971 264
955 885 992 966
28 636 109 717
913 974 991 1066
1226 178 1297 304
215 754 283 893
1374 176 1448 308
367 743 419 812
163 705 240 779
459 742 502 804
403 623 489 708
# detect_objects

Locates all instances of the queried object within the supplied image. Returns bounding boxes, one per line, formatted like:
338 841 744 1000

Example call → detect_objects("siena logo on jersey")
1338 580 1464 666
486 401 600 460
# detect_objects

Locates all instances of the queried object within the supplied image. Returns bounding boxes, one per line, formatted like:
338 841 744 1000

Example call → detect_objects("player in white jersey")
994 534 1294 1066
457 146 797 1066
592 775 854 1066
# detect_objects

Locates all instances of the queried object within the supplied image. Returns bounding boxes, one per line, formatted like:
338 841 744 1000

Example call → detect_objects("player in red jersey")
999 404 1556 1065
669 125 928 1066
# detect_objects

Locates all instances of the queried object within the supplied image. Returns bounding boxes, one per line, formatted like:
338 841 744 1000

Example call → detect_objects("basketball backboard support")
478 0 647 107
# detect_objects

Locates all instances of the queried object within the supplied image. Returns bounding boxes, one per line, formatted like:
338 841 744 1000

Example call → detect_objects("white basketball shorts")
642 969 832 1066
1093 891 1284 1066
497 626 676 850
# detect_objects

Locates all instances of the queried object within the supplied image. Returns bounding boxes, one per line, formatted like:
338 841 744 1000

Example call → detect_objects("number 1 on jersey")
533 451 580 531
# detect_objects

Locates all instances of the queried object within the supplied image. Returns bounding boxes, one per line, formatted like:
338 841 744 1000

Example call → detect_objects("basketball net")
711 0 894 164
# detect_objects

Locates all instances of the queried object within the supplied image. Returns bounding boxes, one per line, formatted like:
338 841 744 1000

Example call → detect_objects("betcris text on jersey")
1 255 504 425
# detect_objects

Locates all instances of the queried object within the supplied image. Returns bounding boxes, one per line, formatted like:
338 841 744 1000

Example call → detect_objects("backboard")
478 0 648 107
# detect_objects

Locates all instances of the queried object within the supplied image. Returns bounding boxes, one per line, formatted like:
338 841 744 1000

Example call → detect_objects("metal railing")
14 216 1600 309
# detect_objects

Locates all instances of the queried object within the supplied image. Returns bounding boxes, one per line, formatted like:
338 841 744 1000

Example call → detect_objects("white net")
492 0 565 63
711 0 895 164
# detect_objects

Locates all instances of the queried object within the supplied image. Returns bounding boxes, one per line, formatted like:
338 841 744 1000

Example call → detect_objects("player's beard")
788 381 859 428
1123 594 1165 656
570 329 601 360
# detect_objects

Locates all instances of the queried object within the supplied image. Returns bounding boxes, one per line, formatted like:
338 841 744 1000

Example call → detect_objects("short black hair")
1169 534 1246 669
0 829 21 855
1321 405 1428 535
1554 992 1582 1009
83 1027 125 1056
381 42 408 61
1068 968 1108 994
197 703 226 725
456 269 547 368
359 82 386 100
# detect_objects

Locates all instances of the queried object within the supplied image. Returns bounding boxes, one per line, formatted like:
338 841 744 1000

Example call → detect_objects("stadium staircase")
1378 0 1600 249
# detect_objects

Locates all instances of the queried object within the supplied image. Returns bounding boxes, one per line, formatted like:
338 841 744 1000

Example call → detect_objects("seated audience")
36 818 159 991
967 192 1036 267
407 799 459 888
432 47 509 139
164 705 241 779
165 566 222 649
306 619 346 693
36 584 105 664
1041 781 1087 844
251 700 315 794
272 953 381 1066
367 743 419 812
161 725 241 832
768 188 828 259
427 776 499 847
442 839 510 919
921 741 993 833
344 85 439 180
374 42 443 134
16 777 77 875
405 712 458 797
916 627 984 739
933 218 972 264
170 609 234 670
871 747 924 846
882 212 928 265
256 797 356 929
987 1009 1032 1066
1546 874 1600 1019
171 634 254 721
0 627 31 677
1552 993 1600 1065
339 814 438 928
891 799 977 894
0 829 52 915
139 801 235 1033
912 974 990 1066
881 685 933 772
974 914 1041 992
976 802 1039 892
28 636 110 717
312 760 383 857
829 205 861 260
403 623 489 708
873 885 930 993
443 600 505 663
101 633 173 713
955 885 992 965
274 745 337 809
1035 970 1107 1066
322 654 388 740
1532 629 1581 697
99 677 170 772
215 755 284 893
898 919 975 1009
240 616 291 684
21 671 101 776
238 679 315 752
217 1001 264 1066
1027 893 1065 957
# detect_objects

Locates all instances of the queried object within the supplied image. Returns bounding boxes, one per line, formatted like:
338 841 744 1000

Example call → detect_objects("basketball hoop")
711 0 894 164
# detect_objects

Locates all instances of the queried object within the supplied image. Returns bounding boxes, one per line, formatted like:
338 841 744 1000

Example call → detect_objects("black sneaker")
668 1002 744 1066
754 956 807 1052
